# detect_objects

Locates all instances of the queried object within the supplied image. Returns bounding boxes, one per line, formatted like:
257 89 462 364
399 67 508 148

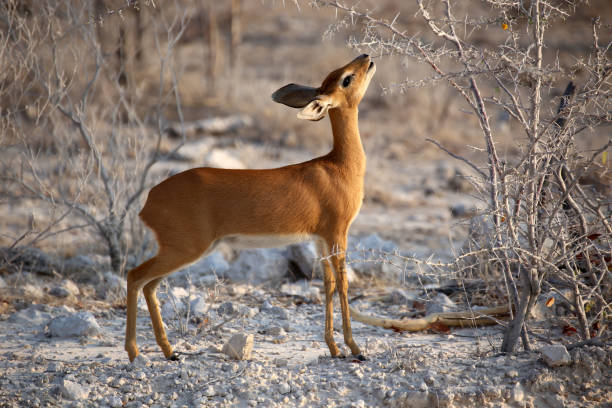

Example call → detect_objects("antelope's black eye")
342 75 353 88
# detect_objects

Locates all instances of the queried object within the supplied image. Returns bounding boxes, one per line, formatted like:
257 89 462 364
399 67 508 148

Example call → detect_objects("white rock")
96 272 126 301
131 354 151 368
531 290 573 320
174 251 230 284
22 283 44 298
540 345 571 367
222 333 254 360
389 288 418 304
425 292 457 314
9 305 52 326
47 362 63 372
348 234 398 275
205 148 246 169
226 249 289 284
107 395 123 408
288 242 322 279
168 286 189 300
176 138 215 161
48 311 101 338
511 382 525 403
61 379 90 400
278 382 291 394
261 301 290 320
204 385 216 397
162 299 186 320
280 281 320 302
217 301 240 316
189 296 208 316
50 279 80 298
0 276 6 288
265 326 286 337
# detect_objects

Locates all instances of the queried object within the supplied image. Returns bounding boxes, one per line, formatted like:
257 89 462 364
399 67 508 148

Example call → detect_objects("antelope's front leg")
318 241 341 357
331 240 363 359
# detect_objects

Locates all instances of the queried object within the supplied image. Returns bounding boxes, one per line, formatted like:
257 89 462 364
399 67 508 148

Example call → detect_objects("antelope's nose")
360 54 369 59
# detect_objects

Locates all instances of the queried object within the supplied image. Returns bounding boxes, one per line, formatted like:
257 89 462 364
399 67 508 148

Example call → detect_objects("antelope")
125 54 376 362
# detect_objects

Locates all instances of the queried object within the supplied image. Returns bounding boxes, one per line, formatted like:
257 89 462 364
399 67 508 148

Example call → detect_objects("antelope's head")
272 54 376 121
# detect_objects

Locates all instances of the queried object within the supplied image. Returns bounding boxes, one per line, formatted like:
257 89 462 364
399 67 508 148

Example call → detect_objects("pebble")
107 395 123 408
279 382 291 394
222 333 254 360
218 301 239 315
49 279 80 298
265 326 286 337
425 292 457 314
61 379 90 400
511 382 525 404
540 345 571 367
189 296 208 316
48 311 101 338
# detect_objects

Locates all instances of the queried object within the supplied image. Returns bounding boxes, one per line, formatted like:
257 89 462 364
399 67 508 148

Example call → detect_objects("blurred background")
1 0 609 272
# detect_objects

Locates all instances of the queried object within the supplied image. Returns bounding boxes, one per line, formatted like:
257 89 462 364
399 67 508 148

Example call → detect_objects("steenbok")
125 54 376 362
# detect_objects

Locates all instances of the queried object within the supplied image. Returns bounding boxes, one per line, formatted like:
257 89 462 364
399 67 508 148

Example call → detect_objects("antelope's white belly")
218 233 316 250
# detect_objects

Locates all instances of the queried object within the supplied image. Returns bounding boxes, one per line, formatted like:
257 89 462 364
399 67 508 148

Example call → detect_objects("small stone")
279 382 291 394
266 326 286 337
511 382 525 404
226 249 289 284
222 333 254 360
265 306 290 320
23 283 44 298
218 301 239 315
107 395 122 408
450 203 476 218
49 279 80 298
288 242 322 279
0 276 6 288
48 311 101 338
189 296 208 316
47 362 63 372
280 281 320 302
9 305 52 326
425 292 457 314
389 288 417 304
274 358 288 367
131 354 151 368
61 379 90 400
205 385 216 397
540 345 571 367
95 272 126 301
506 369 519 378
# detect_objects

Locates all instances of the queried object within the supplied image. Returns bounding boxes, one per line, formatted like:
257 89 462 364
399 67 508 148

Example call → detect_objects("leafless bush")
0 0 189 274
317 0 611 352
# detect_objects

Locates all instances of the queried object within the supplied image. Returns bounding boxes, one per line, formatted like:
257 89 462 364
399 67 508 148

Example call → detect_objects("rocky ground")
0 224 610 408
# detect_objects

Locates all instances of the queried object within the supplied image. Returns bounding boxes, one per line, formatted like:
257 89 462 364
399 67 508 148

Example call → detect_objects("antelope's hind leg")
143 277 177 360
327 236 364 360
125 248 203 362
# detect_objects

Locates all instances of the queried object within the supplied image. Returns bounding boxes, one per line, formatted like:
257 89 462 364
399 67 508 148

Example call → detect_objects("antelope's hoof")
354 354 367 361
168 352 180 361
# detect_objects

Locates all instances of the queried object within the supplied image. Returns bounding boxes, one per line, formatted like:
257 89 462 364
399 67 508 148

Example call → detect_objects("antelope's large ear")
271 84 319 108
297 95 333 121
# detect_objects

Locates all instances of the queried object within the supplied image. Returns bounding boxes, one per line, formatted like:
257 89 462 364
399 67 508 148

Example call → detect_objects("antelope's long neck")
328 108 365 175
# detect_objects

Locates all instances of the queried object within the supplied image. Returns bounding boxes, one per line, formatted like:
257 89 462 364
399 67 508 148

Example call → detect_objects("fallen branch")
350 305 510 332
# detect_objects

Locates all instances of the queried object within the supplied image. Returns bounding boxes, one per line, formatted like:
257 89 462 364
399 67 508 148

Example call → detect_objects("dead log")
349 305 510 332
